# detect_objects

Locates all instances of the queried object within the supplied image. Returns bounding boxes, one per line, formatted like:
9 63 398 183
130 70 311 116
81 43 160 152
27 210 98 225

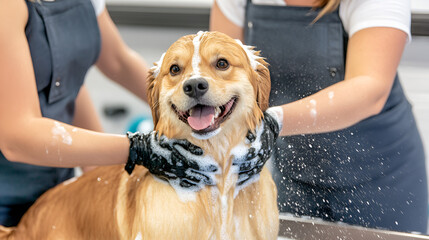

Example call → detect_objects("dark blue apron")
0 0 100 226
244 1 428 233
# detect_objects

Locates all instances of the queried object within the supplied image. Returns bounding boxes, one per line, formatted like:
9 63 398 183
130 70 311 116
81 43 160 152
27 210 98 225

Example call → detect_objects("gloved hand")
126 131 219 190
232 107 283 187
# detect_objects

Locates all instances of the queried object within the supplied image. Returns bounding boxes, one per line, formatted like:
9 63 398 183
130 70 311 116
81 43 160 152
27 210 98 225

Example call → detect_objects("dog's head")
147 31 270 143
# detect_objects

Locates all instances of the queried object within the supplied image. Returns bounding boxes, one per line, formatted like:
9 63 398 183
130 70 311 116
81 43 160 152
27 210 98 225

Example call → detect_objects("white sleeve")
90 0 106 16
340 0 411 41
215 0 247 28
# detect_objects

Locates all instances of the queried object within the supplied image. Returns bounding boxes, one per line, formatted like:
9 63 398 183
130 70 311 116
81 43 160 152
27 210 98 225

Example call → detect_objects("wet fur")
0 32 278 240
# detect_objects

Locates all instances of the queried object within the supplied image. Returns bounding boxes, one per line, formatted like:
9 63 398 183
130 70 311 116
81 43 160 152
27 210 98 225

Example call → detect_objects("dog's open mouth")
172 97 238 134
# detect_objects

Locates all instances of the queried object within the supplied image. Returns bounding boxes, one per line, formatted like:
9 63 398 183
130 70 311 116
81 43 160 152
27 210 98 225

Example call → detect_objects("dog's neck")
161 118 258 167
196 124 248 190
157 112 261 193
152 113 263 237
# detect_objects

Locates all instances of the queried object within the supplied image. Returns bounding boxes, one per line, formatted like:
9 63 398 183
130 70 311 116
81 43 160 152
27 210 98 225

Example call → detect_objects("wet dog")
0 31 278 240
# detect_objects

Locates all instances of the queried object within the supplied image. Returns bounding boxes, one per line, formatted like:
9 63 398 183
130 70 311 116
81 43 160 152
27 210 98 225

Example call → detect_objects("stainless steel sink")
278 214 429 240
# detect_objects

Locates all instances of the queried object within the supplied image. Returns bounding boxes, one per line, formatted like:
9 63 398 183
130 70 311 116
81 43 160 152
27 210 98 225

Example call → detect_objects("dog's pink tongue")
187 105 215 130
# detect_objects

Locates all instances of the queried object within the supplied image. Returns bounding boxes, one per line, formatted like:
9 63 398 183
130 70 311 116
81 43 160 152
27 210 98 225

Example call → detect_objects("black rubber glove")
126 131 219 190
232 111 280 187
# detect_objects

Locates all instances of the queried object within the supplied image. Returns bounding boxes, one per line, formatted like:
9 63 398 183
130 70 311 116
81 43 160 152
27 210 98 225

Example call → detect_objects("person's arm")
212 2 407 186
279 27 406 136
73 85 103 172
95 8 149 102
73 85 104 133
210 1 244 42
210 3 407 136
0 1 218 188
0 0 129 168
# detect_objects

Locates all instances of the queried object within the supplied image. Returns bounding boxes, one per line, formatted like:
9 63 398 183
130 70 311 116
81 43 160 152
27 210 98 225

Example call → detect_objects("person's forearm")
1 117 129 168
73 85 104 132
73 85 104 172
112 48 149 102
280 75 390 136
95 9 149 103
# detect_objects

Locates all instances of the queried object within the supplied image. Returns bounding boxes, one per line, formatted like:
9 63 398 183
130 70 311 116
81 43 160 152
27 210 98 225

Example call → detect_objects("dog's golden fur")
0 31 278 240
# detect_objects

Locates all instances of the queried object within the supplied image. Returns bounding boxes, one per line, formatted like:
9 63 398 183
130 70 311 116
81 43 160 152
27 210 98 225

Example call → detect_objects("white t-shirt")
90 0 105 16
216 0 412 41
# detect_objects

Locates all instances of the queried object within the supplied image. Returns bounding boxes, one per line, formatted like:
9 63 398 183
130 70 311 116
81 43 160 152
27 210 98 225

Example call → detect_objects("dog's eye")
216 59 229 70
170 65 181 76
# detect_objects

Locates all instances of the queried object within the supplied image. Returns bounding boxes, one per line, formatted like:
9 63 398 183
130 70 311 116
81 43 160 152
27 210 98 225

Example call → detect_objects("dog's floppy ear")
147 53 165 128
252 54 270 111
236 40 271 111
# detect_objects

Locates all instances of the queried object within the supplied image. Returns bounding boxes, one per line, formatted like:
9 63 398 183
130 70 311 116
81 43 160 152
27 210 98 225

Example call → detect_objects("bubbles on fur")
231 121 266 197
191 127 222 140
146 131 221 202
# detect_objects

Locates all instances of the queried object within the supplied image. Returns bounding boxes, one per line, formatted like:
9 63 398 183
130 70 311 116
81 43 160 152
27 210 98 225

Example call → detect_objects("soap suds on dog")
151 52 165 78
234 39 261 70
151 137 220 202
230 121 265 198
191 31 206 77
191 127 221 140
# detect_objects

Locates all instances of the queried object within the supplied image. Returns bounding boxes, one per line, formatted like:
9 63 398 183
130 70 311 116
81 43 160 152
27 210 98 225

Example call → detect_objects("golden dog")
0 31 279 240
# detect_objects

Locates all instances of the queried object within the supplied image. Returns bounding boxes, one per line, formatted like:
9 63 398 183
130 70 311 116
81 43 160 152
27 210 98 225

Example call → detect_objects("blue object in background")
126 115 154 134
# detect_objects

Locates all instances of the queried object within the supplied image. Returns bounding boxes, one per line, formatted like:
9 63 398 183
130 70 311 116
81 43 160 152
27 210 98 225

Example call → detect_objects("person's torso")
26 0 101 123
0 0 101 226
244 1 424 187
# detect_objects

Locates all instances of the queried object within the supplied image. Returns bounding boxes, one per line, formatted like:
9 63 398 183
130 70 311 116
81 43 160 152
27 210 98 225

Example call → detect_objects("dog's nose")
183 78 209 98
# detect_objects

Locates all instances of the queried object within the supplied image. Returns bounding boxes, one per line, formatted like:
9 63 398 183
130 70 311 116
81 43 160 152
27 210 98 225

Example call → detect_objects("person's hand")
126 131 219 190
232 107 283 187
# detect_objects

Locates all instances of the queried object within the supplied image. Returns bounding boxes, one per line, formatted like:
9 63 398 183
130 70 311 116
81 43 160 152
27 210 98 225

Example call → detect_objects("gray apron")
0 0 100 226
245 1 428 233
